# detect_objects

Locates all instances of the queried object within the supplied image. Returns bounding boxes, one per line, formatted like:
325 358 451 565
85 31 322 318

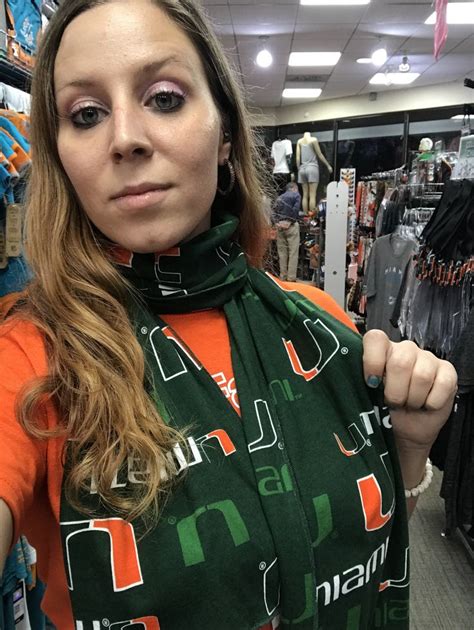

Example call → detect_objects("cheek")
180 120 220 180
57 135 95 198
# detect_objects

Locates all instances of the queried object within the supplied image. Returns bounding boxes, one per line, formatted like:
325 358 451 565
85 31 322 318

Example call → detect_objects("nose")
109 106 154 163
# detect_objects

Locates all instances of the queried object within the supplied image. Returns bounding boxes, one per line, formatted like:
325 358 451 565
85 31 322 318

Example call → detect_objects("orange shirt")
0 279 356 629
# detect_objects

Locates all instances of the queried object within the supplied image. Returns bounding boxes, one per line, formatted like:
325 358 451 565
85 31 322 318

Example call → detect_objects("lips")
111 183 172 212
111 183 170 200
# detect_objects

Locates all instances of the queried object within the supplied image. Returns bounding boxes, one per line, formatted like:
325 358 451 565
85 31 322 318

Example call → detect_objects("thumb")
362 329 390 389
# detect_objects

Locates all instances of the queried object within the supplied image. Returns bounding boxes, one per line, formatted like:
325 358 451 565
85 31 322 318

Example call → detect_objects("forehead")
54 0 203 87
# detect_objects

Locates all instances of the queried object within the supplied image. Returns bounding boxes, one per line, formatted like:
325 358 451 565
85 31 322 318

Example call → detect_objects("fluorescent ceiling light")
370 72 420 85
451 114 469 119
300 0 370 5
289 52 341 66
371 47 387 65
425 2 474 24
357 57 372 64
256 49 273 68
282 88 322 98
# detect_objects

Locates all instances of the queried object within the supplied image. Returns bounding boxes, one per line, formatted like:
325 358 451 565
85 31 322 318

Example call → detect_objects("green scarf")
59 213 409 630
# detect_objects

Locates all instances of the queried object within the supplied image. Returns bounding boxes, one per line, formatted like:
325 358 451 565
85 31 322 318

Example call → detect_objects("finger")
362 329 390 388
406 350 438 409
384 341 418 408
424 360 458 411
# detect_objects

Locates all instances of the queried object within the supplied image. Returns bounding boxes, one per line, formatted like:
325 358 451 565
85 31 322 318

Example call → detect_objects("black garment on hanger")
434 301 474 536
421 179 474 260
439 393 474 536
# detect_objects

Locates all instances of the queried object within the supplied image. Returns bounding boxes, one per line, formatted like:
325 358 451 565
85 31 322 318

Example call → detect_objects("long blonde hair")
15 0 270 521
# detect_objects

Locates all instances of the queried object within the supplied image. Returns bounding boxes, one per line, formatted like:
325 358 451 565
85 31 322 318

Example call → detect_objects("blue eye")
71 106 107 128
149 91 184 112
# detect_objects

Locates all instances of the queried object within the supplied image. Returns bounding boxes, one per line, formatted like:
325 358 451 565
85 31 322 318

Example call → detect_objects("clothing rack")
360 165 406 185
392 179 474 568
0 3 49 624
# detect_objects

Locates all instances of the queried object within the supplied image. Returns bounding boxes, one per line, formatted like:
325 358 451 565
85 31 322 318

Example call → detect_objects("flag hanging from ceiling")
434 0 449 60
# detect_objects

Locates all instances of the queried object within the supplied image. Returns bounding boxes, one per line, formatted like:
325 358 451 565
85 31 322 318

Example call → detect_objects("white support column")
324 181 349 310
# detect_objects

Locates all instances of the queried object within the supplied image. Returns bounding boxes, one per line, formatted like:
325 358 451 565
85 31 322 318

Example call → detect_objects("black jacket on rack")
438 298 474 541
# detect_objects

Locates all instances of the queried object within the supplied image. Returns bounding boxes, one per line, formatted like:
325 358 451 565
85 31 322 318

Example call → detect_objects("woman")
0 1 457 628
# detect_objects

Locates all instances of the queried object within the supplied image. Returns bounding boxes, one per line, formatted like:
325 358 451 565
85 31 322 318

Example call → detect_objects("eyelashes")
67 86 186 129
69 104 106 128
147 89 185 113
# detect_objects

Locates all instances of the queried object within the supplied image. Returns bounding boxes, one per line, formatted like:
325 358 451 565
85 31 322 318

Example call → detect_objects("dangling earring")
217 159 235 196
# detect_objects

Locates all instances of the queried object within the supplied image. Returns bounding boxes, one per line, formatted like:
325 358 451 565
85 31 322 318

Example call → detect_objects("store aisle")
410 468 474 629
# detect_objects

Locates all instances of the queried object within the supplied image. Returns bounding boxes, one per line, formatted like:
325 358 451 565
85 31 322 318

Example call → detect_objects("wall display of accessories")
0 1 60 89
0 4 57 625
340 168 356 205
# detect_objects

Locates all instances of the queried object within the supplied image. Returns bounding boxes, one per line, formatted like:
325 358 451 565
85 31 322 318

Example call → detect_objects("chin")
100 211 212 254
122 239 175 255
116 230 186 254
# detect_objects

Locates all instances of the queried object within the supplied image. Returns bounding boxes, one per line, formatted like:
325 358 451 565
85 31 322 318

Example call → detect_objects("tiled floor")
410 468 473 629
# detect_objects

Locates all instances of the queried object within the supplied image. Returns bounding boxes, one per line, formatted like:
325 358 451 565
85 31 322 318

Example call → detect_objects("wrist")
394 435 435 454
395 439 431 494
404 460 433 499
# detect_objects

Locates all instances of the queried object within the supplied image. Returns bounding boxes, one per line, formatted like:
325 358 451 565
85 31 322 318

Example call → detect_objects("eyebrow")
55 54 193 95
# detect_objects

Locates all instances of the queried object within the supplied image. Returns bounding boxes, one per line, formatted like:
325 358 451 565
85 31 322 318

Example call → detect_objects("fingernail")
367 375 382 389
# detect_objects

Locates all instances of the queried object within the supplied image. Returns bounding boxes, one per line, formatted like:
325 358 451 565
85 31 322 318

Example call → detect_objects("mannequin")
271 132 293 195
296 132 333 215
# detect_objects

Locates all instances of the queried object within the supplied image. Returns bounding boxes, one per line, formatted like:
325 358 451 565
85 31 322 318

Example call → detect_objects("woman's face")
54 0 231 253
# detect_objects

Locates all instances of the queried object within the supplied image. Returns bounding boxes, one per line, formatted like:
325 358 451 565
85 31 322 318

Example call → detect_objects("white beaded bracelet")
404 459 433 499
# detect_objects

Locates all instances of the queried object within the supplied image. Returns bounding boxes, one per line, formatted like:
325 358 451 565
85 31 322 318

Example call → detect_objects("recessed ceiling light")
425 2 474 24
256 36 273 68
370 72 420 85
357 57 372 64
300 0 370 5
371 47 387 65
289 52 341 66
282 88 322 98
256 49 273 68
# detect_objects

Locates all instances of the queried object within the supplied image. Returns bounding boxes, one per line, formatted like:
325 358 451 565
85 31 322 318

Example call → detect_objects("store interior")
0 0 473 628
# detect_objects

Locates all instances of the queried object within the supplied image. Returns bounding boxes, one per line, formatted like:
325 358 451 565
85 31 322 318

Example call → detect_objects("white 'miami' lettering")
316 536 389 606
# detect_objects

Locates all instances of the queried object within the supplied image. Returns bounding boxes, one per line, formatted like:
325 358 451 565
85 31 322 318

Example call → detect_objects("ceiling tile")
356 23 420 38
446 34 474 54
290 36 352 52
329 58 378 78
422 53 474 79
241 55 291 71
203 4 232 23
214 23 236 35
217 35 239 50
245 75 283 89
296 5 368 24
202 0 228 5
229 22 297 36
322 83 366 100
292 27 354 44
359 3 431 24
343 35 406 57
236 33 293 52
411 23 474 43
230 5 297 25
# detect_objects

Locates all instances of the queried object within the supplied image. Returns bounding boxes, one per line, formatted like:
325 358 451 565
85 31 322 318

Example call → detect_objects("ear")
218 129 232 165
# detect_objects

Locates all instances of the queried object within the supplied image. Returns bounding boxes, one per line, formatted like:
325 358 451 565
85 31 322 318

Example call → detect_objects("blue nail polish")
367 375 381 389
